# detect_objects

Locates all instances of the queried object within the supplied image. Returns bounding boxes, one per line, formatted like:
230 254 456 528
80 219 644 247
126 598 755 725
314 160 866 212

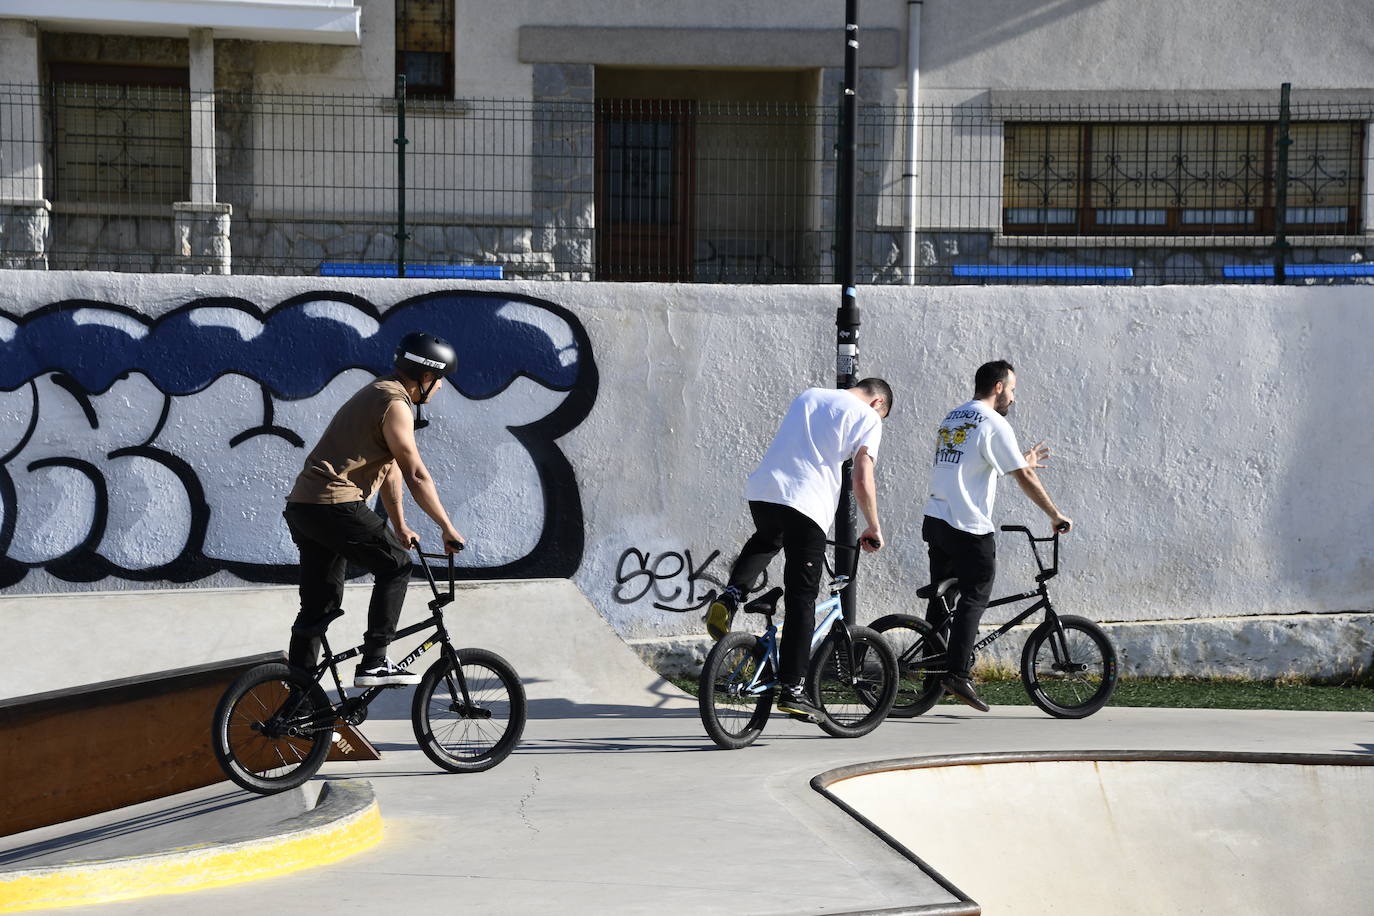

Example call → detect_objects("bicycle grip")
447 539 465 552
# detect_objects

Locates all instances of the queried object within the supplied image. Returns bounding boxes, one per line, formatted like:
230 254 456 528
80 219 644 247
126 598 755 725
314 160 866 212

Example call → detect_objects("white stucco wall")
1 270 1369 647
453 0 1374 100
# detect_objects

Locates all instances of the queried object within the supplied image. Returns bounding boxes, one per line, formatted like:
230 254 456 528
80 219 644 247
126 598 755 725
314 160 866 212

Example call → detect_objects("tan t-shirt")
286 377 412 504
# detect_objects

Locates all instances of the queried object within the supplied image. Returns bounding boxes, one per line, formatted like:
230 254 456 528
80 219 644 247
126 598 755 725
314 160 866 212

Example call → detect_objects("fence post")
395 74 409 278
1273 82 1291 285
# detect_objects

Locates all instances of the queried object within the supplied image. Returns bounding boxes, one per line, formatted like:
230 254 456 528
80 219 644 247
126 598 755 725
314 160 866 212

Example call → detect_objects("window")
47 63 190 205
395 0 454 98
1003 122 1363 235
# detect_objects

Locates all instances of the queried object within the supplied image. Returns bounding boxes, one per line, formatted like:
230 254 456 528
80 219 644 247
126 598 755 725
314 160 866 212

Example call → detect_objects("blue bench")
952 265 1134 279
321 262 504 280
1222 264 1374 279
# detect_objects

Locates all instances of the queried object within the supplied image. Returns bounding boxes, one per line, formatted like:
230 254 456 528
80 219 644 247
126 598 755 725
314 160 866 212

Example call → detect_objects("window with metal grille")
47 63 190 206
395 0 454 98
1003 122 1363 235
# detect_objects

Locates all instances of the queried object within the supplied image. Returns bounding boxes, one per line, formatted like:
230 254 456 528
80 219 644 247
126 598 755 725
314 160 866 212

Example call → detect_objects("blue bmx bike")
697 542 898 749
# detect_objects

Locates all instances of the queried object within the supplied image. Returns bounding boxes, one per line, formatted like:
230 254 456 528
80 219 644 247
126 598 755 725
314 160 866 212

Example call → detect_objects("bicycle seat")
916 577 959 600
290 609 345 638
743 586 783 616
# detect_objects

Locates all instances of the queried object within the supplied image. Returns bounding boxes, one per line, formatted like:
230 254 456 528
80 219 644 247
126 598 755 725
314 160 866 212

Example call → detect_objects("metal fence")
0 81 1370 284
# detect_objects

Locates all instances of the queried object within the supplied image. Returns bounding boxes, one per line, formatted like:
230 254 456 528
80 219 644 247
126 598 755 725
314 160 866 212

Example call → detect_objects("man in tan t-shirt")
283 331 466 687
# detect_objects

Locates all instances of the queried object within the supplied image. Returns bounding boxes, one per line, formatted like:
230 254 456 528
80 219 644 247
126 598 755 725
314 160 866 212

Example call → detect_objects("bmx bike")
873 525 1118 719
698 541 899 749
211 542 526 794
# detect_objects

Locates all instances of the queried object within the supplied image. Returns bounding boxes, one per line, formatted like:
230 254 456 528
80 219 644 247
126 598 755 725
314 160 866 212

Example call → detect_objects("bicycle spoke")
412 650 525 771
1025 620 1114 716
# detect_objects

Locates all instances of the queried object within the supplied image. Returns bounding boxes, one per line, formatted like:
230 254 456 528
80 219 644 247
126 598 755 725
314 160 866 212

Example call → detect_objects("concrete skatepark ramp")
822 750 1374 916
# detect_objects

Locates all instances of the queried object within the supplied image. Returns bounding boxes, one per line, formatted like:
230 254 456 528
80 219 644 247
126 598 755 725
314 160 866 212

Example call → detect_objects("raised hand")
1024 440 1052 469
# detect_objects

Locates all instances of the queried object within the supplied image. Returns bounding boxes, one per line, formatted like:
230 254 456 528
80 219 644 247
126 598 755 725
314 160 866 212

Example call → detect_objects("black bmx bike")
873 525 1118 719
211 543 526 794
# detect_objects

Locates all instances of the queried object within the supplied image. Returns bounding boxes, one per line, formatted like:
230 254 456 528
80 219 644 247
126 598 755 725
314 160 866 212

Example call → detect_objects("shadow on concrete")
0 788 301 867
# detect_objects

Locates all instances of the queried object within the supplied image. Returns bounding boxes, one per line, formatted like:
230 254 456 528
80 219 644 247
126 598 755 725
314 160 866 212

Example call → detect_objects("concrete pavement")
7 701 1372 914
2 579 1372 914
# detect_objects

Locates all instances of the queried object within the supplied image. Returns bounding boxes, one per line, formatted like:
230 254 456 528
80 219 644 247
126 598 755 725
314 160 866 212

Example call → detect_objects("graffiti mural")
611 545 768 613
0 290 598 589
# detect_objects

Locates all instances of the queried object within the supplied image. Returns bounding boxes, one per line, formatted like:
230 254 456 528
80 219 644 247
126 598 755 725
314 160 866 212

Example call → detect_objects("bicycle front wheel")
698 631 773 750
871 614 947 717
1020 615 1119 718
212 663 334 794
412 648 527 773
807 626 899 738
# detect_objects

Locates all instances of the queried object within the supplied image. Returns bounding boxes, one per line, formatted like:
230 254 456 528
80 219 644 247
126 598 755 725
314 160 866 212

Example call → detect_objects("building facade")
1 0 1372 282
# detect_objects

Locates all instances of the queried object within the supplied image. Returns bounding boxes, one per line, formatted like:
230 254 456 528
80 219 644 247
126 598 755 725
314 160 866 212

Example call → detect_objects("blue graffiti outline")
0 289 599 587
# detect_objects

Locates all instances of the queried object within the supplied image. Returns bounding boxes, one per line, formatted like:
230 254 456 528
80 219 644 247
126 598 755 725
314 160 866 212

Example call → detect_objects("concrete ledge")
631 611 1374 681
0 779 381 912
518 26 901 68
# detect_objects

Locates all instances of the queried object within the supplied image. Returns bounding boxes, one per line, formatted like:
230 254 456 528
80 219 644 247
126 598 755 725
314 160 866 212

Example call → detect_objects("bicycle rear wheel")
212 663 334 794
698 631 773 750
412 648 527 773
870 614 947 717
807 626 899 738
1020 615 1119 718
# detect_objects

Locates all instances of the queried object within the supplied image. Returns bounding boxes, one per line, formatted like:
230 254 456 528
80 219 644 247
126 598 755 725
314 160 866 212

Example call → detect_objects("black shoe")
704 587 740 642
776 686 822 722
354 657 421 687
941 676 990 712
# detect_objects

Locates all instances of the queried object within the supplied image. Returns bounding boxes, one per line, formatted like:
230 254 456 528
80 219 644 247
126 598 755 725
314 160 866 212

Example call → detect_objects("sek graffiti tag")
612 546 768 613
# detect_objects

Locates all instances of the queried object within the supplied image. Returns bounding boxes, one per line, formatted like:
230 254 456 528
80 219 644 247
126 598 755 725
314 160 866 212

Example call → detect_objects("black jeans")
726 501 828 686
923 515 997 680
283 501 412 668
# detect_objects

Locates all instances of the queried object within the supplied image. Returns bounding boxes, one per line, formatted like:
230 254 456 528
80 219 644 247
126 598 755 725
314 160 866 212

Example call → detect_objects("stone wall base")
173 201 232 275
629 611 1374 682
0 198 50 269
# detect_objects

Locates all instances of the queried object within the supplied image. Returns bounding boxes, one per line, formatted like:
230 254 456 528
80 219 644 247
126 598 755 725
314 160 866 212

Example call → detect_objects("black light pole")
835 0 861 623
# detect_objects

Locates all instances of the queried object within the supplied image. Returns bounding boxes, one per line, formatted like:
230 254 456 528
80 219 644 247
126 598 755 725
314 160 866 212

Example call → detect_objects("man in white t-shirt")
923 360 1071 712
706 379 892 721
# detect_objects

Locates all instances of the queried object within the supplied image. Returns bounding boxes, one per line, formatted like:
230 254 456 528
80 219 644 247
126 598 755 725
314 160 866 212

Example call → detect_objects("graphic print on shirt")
933 409 983 466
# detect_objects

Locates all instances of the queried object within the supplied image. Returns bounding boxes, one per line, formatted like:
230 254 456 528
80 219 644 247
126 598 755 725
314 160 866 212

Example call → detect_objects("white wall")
0 270 1370 644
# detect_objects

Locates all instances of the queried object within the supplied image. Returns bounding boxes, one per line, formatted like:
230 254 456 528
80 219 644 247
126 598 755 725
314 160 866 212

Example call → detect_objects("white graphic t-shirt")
745 388 883 533
922 399 1027 535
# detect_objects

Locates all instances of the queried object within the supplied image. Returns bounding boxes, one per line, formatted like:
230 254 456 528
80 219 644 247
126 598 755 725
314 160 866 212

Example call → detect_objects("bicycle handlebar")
998 524 1061 581
410 539 459 607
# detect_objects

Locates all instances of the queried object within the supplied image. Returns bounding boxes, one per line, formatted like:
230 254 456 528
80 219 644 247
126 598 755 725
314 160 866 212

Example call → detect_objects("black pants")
283 501 412 668
726 501 827 686
923 515 997 680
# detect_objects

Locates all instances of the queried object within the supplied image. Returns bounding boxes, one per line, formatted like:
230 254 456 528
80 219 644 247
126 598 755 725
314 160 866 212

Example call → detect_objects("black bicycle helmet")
394 332 456 381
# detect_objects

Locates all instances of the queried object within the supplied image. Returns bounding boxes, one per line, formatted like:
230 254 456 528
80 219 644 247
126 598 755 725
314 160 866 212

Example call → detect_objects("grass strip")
672 675 1374 712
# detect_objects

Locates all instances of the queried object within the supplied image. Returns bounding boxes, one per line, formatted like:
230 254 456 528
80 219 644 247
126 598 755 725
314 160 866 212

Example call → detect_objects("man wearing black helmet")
282 332 466 687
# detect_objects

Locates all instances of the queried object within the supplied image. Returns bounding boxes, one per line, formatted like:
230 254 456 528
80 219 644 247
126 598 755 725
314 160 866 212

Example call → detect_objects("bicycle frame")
727 542 863 697
925 526 1072 663
302 548 474 725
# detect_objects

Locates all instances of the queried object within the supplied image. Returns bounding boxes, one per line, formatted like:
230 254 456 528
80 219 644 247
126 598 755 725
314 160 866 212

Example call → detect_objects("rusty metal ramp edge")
809 750 1374 916
0 779 381 913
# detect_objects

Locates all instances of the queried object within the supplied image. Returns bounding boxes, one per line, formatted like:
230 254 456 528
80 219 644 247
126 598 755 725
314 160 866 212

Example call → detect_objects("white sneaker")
354 657 421 687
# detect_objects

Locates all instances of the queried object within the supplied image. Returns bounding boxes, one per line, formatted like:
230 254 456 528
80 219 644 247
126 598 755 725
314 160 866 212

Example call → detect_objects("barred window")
47 63 189 206
396 0 454 98
1003 122 1363 235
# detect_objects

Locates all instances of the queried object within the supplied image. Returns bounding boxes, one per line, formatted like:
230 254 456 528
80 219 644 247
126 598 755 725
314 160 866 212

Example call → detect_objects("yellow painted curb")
0 781 382 912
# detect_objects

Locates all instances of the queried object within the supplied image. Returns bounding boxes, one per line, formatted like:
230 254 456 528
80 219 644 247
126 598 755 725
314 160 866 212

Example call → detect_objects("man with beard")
923 360 1071 712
